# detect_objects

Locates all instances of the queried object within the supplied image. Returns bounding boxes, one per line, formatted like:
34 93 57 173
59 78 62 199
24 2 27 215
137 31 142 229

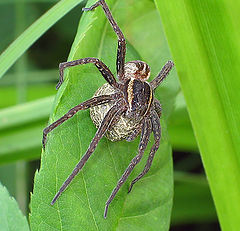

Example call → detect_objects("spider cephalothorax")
42 0 174 218
124 60 151 81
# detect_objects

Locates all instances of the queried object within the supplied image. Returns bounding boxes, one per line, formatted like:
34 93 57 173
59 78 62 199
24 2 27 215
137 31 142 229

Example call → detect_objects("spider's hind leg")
83 0 126 81
104 117 152 218
51 100 126 205
154 99 162 118
125 125 142 142
128 110 161 193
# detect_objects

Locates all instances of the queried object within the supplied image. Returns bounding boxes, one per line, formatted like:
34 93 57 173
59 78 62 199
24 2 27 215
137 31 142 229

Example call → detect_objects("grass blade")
0 0 84 79
0 125 44 165
155 0 240 230
0 96 53 130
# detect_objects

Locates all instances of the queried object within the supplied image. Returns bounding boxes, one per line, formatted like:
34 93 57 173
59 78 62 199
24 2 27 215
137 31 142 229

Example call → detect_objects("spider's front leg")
104 117 152 218
83 0 126 81
42 94 118 149
150 60 174 89
56 57 118 90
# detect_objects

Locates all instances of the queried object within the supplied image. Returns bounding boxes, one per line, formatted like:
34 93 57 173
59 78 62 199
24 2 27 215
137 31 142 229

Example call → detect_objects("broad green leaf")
30 0 178 230
155 0 240 230
0 0 84 79
0 182 30 231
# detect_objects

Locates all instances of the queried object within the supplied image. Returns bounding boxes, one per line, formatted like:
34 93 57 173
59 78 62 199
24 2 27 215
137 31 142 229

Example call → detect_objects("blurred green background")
1 0 235 230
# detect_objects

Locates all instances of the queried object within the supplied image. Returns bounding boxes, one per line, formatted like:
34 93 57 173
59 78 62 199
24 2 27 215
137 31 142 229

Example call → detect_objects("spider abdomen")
90 83 140 142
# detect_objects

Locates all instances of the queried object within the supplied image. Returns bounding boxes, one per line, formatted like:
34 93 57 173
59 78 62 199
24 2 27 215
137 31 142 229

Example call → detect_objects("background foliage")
1 0 239 230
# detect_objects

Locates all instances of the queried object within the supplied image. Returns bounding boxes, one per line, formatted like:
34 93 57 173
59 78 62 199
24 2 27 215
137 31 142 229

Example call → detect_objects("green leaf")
0 0 84 79
30 0 178 230
155 0 240 230
0 182 30 231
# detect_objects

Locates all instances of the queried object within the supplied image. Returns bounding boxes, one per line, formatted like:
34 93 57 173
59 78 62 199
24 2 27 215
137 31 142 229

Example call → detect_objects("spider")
42 0 174 218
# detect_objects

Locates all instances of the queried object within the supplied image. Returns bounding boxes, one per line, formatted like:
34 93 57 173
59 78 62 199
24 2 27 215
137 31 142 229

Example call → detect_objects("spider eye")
124 61 150 81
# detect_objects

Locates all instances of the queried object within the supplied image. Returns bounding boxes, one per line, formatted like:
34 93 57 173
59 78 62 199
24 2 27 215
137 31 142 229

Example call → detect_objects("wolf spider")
42 0 174 218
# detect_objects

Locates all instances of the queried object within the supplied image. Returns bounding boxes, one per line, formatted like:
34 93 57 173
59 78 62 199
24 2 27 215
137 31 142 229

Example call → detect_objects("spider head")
124 61 150 81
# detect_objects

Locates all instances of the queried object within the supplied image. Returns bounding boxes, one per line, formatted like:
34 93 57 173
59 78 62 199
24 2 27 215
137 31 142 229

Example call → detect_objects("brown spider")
42 0 174 218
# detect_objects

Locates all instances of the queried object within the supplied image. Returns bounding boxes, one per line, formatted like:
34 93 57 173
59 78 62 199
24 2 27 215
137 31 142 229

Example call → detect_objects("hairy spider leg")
51 100 127 205
128 110 161 193
150 60 174 90
153 98 162 118
104 117 152 218
56 57 118 90
42 94 118 149
83 0 126 81
125 124 142 142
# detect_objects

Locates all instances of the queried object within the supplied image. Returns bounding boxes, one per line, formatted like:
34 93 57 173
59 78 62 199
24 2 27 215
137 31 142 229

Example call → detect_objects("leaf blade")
155 0 240 230
0 182 30 231
0 0 84 79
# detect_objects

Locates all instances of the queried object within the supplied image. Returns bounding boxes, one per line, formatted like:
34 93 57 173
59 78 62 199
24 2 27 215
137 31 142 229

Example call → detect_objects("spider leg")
128 110 161 193
56 58 118 89
83 0 126 81
150 60 174 90
104 117 152 218
153 99 162 118
125 124 142 142
51 100 126 205
42 93 119 149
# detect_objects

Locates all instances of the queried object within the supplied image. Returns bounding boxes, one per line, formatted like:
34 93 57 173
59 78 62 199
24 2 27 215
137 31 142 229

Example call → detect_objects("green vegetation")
156 0 240 230
0 0 239 230
0 182 30 231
